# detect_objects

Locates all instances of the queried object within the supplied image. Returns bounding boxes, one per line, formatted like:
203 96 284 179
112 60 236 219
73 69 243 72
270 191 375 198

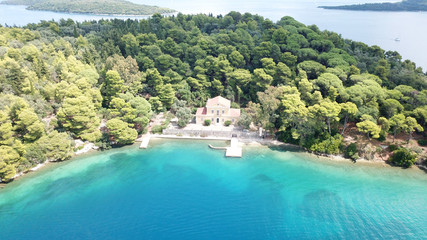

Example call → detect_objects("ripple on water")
0 140 426 239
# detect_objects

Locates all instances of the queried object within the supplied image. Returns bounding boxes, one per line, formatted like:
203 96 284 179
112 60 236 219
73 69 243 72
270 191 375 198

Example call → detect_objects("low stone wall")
163 129 259 139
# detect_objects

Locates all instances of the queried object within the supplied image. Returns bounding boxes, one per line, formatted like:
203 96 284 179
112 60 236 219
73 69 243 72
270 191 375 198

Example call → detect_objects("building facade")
195 96 240 125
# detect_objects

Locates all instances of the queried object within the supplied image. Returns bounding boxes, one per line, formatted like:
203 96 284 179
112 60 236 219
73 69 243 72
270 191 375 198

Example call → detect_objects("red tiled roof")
196 107 207 115
206 96 230 108
229 108 241 117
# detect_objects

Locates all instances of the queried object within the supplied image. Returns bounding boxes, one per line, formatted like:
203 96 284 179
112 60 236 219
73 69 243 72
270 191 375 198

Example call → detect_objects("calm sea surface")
0 0 426 70
1 140 426 239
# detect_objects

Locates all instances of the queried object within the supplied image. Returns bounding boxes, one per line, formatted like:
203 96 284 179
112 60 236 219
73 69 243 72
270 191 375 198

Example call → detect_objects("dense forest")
320 0 427 12
0 12 426 182
1 0 174 15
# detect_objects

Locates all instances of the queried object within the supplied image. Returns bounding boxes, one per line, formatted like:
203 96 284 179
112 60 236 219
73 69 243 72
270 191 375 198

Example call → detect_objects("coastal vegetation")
389 147 417 167
1 0 174 15
0 12 426 182
319 0 427 12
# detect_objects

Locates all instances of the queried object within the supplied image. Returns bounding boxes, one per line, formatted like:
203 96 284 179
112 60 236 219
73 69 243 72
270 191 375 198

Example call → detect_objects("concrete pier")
208 144 227 150
139 133 151 149
225 137 242 158
208 137 242 158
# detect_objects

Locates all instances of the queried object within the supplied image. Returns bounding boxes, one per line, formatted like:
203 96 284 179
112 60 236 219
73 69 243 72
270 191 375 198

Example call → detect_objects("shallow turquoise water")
1 140 427 239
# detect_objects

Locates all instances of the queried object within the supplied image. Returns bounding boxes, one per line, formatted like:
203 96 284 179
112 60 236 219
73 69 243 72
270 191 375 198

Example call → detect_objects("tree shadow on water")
267 143 306 154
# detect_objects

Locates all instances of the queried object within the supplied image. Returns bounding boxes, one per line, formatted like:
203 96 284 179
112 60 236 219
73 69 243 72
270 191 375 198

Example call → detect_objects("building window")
217 110 219 115
211 118 214 122
222 118 224 122
222 110 224 114
211 110 214 114
232 119 235 123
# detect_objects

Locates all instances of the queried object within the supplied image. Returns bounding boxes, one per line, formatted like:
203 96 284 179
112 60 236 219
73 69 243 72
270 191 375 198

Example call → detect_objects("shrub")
238 111 251 129
177 119 188 128
175 105 192 128
389 148 417 168
310 134 343 155
410 146 422 154
231 102 240 109
388 144 398 152
378 131 387 142
106 119 138 145
24 143 47 165
224 120 232 126
418 139 427 146
344 143 359 161
30 131 73 162
151 125 164 134
204 119 211 126
276 130 300 145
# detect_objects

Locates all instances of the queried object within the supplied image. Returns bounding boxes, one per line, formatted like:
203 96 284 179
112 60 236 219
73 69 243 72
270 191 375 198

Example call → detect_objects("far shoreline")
0 3 177 18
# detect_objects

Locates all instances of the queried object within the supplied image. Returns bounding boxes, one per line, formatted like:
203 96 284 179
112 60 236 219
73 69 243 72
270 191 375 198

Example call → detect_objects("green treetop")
356 119 381 139
102 70 127 105
57 96 101 141
106 118 138 145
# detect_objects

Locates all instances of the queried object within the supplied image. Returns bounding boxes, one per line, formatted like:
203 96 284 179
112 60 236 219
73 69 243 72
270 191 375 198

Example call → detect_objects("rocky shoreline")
3 135 422 184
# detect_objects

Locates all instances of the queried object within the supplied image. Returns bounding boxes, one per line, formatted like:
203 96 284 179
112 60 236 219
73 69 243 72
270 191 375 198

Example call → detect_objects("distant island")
319 0 427 11
1 0 175 15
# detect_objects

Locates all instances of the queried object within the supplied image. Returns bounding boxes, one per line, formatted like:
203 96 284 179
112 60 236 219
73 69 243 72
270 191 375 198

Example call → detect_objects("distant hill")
319 0 427 12
1 0 175 15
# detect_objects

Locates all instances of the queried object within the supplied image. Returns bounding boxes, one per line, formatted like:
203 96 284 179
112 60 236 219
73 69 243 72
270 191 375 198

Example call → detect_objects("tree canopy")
0 11 425 179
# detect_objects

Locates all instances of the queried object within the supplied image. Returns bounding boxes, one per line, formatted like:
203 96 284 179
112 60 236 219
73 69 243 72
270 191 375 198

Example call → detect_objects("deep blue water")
1 140 426 239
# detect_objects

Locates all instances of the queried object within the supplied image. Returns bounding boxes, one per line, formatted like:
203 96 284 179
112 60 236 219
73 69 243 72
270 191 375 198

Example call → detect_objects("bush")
106 118 137 145
37 131 73 162
238 111 251 129
310 134 343 155
389 148 417 168
409 146 422 154
24 143 47 165
151 117 171 134
175 104 192 128
95 132 112 150
151 125 164 134
224 120 232 126
204 119 211 126
344 143 359 161
231 102 240 109
177 119 188 128
378 131 387 142
388 144 398 152
276 130 300 145
418 139 427 146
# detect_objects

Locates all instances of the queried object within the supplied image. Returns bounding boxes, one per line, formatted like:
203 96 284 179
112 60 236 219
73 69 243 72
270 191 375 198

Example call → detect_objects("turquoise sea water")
1 140 427 239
